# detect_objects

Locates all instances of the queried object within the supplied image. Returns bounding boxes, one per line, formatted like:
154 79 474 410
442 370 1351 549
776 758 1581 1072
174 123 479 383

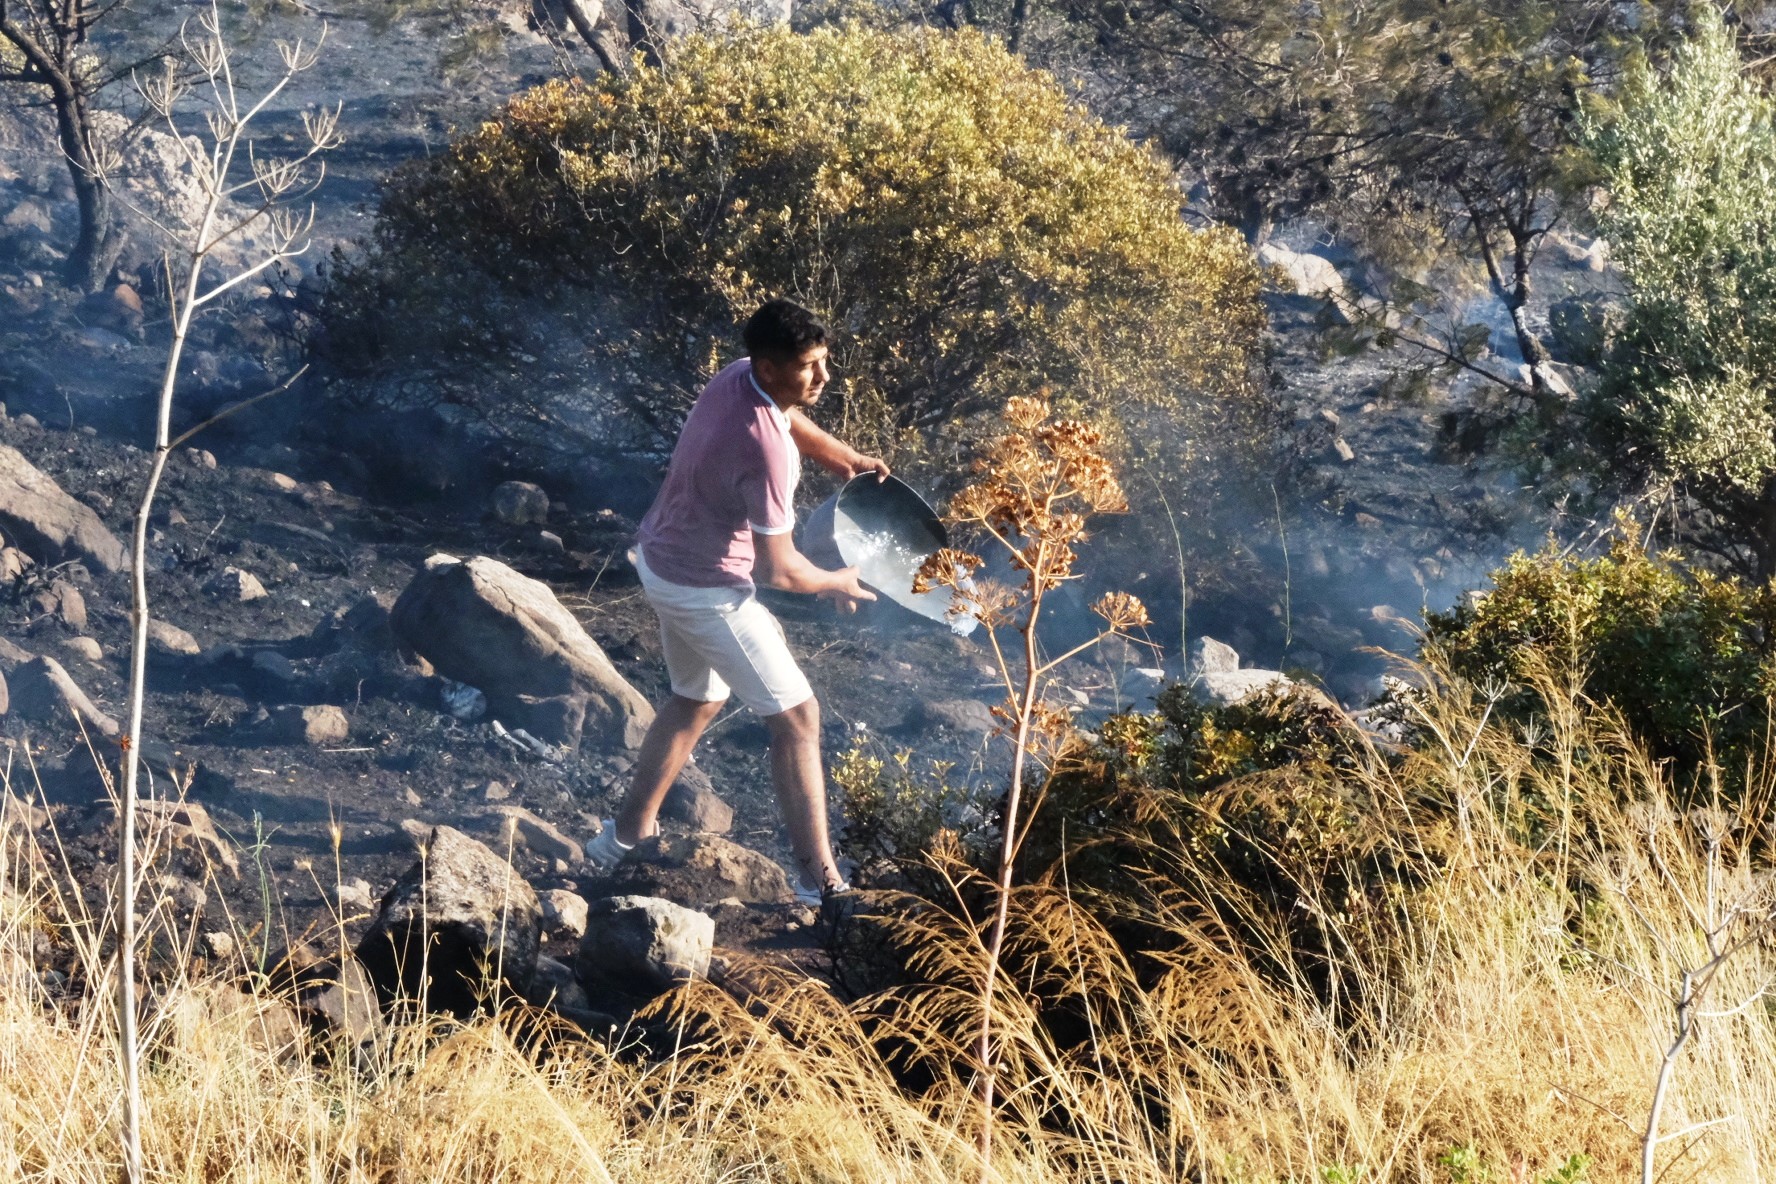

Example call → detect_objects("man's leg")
763 696 843 890
613 693 725 846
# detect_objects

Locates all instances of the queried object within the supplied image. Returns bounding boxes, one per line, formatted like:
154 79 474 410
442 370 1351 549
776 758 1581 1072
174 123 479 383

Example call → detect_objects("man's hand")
817 567 876 614
846 454 891 483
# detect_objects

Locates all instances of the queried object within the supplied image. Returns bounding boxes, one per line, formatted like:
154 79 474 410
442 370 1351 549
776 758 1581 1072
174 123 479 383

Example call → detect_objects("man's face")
754 345 830 409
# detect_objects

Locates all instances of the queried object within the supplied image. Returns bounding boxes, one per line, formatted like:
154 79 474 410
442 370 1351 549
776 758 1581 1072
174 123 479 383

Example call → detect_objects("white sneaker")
585 819 634 869
794 875 853 908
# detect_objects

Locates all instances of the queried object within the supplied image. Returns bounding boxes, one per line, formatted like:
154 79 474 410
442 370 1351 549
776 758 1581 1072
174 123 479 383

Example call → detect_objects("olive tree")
321 22 1268 489
1578 11 1776 576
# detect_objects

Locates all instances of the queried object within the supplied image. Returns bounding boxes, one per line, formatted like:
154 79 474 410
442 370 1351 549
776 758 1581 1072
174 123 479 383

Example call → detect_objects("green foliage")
323 22 1267 474
1578 11 1776 573
1424 531 1776 787
1437 1145 1589 1184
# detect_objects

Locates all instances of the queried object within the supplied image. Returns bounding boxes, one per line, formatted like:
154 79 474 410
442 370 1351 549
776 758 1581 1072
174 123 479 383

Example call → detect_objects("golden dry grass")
1 663 1774 1183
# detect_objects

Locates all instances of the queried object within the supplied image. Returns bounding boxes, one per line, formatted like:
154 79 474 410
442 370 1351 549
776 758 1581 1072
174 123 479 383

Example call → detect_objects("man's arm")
753 530 875 612
788 409 890 482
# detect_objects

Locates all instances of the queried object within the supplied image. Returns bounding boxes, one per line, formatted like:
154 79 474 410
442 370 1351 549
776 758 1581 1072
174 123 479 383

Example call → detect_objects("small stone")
146 619 201 656
524 953 592 1011
201 930 237 961
540 888 589 940
251 650 296 681
269 704 349 746
13 414 39 430
403 786 423 808
489 481 549 526
1188 636 1241 676
481 780 510 803
335 877 376 914
905 698 997 736
1354 512 1383 529
661 764 734 835
1332 438 1356 463
205 567 267 602
61 637 102 663
487 805 581 864
269 472 298 492
1316 408 1341 429
49 581 85 631
535 530 565 554
0 547 34 582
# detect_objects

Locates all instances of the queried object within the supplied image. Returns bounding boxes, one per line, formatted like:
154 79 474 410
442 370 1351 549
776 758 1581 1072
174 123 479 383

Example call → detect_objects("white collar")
746 366 792 432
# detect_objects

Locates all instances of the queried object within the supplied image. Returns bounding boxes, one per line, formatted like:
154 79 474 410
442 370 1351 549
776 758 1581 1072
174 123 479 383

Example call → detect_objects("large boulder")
10 656 118 736
575 895 714 997
1258 242 1350 309
356 825 543 1018
0 444 127 572
1187 635 1295 707
390 554 653 750
610 833 793 907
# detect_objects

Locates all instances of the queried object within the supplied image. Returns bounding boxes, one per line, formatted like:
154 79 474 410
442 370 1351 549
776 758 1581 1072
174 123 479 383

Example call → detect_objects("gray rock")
251 651 297 681
1187 636 1241 676
1197 669 1294 707
0 546 35 582
205 567 267 602
390 554 653 750
2 198 53 235
1258 241 1349 309
155 872 207 912
146 619 201 656
270 704 349 746
271 947 382 1045
0 443 128 572
484 804 582 864
356 825 543 1017
61 637 101 663
490 481 549 526
132 798 240 877
661 763 734 834
525 953 592 1011
335 877 375 915
905 697 996 736
541 888 590 940
10 655 117 735
0 791 48 835
612 833 793 907
47 580 85 630
575 895 714 996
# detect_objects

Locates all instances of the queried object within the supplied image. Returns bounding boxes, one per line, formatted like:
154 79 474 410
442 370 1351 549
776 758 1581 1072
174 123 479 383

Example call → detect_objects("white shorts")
634 548 814 717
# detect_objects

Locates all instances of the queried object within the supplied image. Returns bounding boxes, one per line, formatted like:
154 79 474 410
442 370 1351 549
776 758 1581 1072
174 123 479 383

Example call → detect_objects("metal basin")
803 475 977 635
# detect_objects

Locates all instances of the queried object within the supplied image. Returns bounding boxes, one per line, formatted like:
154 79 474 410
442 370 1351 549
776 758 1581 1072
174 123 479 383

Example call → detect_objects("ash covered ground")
0 3 1599 989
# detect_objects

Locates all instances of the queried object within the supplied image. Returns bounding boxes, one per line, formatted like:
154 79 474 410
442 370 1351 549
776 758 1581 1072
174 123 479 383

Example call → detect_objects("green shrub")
321 22 1267 477
1423 531 1776 788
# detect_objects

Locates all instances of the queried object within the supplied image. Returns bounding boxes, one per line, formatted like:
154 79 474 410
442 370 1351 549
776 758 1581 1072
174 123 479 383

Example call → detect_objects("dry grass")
2 662 1775 1183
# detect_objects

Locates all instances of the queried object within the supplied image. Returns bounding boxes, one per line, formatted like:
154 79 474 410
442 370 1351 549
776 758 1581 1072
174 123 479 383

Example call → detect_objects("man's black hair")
743 299 828 364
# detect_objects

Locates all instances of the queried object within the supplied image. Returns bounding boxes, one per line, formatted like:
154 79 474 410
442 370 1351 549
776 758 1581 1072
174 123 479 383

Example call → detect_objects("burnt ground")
0 330 1017 976
0 3 1607 990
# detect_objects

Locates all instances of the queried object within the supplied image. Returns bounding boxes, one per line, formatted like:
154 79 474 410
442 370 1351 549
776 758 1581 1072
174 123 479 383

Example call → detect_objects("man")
585 299 887 904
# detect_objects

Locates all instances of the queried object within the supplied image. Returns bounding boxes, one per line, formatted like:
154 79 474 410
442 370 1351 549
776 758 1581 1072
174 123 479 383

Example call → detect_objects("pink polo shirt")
636 358 801 589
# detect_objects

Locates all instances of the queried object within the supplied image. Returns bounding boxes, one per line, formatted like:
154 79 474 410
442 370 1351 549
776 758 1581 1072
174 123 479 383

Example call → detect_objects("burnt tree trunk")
0 3 125 291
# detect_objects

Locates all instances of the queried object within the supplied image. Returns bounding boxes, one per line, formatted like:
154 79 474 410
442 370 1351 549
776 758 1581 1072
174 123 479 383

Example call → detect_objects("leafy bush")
1424 532 1776 787
1577 11 1776 574
321 22 1267 474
